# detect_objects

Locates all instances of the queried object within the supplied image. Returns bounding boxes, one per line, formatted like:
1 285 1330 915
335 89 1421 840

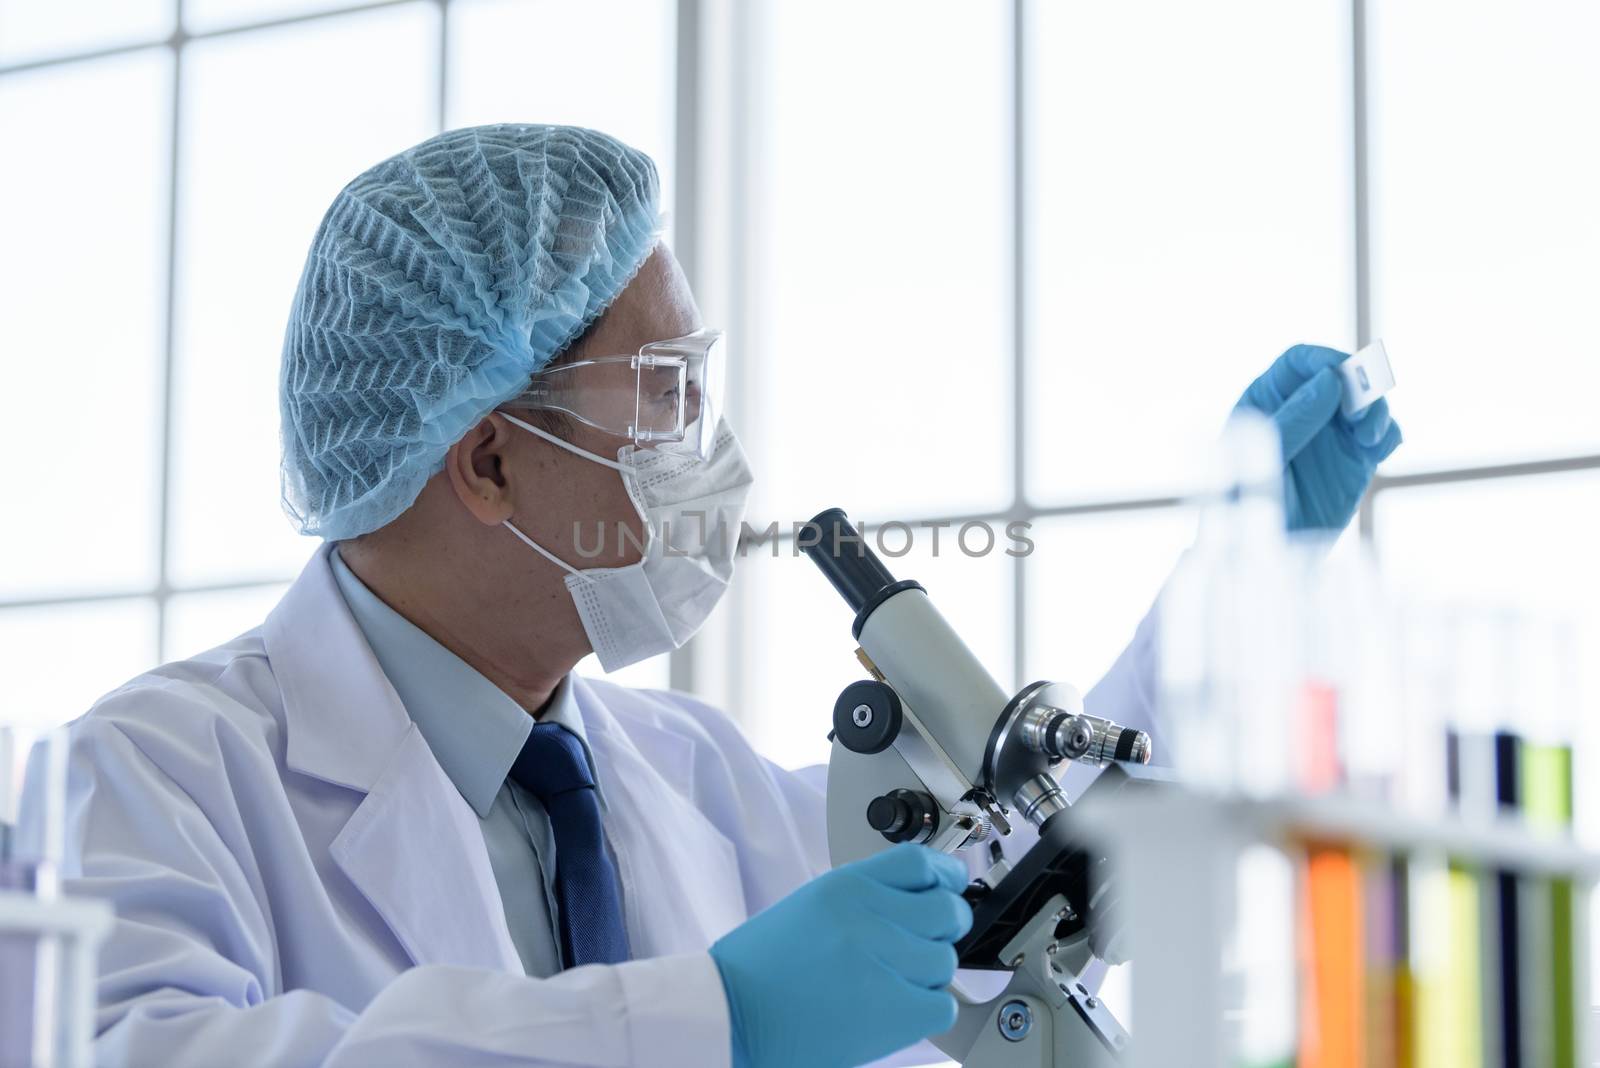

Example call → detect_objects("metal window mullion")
1351 0 1372 351
0 37 162 77
1374 453 1600 490
671 0 702 299
20 441 1600 614
0 577 295 614
1351 0 1376 544
1365 480 1386 563
154 8 186 661
737 444 1600 548
435 0 449 132
0 0 423 77
1009 0 1029 691
722 0 765 716
748 494 1185 549
669 0 702 695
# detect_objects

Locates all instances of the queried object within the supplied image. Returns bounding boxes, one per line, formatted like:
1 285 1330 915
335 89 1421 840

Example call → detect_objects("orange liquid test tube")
1301 846 1366 1068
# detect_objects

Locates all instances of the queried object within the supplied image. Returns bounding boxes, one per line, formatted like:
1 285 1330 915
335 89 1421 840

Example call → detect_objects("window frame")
3 0 1597 725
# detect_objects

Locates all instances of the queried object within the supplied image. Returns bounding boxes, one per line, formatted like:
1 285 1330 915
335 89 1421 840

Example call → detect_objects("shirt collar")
328 548 603 817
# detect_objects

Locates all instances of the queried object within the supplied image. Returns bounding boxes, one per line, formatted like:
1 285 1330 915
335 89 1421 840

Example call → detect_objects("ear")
444 414 522 525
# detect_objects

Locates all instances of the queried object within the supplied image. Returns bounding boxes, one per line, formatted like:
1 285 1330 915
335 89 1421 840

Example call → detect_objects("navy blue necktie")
510 723 630 967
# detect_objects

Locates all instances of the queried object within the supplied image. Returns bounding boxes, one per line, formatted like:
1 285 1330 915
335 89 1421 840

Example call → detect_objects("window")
1367 0 1600 472
2 1 1596 771
1025 0 1353 505
169 5 440 588
711 0 1600 772
0 0 676 726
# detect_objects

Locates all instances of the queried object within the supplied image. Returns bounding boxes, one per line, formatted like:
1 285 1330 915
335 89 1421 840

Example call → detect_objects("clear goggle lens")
505 329 724 460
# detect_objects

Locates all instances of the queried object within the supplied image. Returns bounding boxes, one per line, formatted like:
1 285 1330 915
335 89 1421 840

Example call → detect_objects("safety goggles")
505 328 725 461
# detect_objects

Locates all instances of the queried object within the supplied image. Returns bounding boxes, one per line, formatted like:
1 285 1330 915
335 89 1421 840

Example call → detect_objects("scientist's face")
486 245 704 571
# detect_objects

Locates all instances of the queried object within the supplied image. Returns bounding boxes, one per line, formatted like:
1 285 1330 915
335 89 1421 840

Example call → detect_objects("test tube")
2 718 71 1068
1158 411 1299 797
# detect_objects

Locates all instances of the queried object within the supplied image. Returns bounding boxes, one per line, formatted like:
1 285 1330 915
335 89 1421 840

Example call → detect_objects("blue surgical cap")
279 124 661 540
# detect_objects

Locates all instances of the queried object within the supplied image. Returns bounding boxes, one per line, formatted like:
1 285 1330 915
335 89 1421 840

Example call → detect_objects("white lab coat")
55 544 1157 1067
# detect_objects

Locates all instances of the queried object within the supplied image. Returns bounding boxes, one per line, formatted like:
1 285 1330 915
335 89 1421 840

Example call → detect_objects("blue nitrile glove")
709 843 973 1068
1234 344 1403 532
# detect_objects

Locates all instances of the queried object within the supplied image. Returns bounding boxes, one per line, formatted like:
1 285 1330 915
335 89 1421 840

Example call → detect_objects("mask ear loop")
502 518 588 579
496 410 630 582
497 410 628 472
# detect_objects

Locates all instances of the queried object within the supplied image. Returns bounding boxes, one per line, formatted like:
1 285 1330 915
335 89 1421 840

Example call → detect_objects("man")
48 125 1398 1067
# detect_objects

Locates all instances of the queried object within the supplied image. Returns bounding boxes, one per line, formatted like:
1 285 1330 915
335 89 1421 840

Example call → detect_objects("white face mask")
497 412 754 672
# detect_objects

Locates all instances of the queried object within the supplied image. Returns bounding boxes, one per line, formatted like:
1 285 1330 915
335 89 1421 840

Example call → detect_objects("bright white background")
1 0 1597 783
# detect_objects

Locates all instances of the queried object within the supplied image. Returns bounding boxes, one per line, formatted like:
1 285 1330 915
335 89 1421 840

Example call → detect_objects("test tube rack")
1082 790 1600 1068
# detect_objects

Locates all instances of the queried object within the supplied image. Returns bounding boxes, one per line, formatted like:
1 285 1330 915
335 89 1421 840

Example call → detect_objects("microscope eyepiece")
801 508 895 612
802 508 925 637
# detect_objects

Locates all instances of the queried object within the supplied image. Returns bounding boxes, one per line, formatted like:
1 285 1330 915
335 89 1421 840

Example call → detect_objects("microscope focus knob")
832 679 903 755
866 788 940 844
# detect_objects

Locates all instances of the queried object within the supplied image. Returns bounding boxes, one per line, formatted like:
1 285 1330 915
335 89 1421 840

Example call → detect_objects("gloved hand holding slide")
1233 341 1403 531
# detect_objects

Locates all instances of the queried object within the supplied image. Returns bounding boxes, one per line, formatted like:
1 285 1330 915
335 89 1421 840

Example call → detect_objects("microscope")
801 509 1165 1067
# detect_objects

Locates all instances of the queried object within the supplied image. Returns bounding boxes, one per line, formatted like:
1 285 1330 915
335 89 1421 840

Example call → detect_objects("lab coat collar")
328 722 522 971
328 546 529 818
262 545 746 967
262 543 521 972
264 543 413 793
325 546 606 818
